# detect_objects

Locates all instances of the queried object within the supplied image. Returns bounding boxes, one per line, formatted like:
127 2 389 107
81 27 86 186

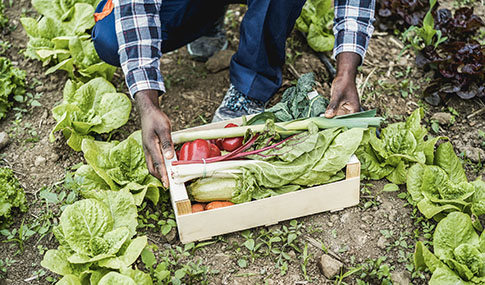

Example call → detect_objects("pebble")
163 228 177 243
459 145 485 163
205 50 235 73
431 112 453 125
377 236 388 249
391 270 411 285
317 254 343 279
0 132 9 150
34 156 46 167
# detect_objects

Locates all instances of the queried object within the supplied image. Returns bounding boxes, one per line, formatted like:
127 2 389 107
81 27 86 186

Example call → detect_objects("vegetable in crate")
221 123 243 151
176 125 366 204
178 139 221 161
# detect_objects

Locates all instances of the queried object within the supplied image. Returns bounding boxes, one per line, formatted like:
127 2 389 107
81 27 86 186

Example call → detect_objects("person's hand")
135 90 174 188
324 52 362 118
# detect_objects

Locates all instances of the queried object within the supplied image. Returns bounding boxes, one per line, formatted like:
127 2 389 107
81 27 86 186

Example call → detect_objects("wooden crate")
165 118 361 244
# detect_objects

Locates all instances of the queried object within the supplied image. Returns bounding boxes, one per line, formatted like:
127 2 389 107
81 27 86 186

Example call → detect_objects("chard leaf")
435 142 467 184
433 212 480 261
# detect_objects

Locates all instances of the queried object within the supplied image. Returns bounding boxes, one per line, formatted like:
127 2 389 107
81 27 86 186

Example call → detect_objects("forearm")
335 52 361 80
135 90 160 114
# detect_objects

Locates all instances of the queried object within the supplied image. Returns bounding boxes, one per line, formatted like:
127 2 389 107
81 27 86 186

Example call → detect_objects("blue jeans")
92 0 306 102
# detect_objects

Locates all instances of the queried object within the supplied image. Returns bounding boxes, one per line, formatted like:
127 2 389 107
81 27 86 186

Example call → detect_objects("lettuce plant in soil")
406 142 485 226
356 108 441 184
20 0 116 81
0 167 28 229
295 0 334 52
41 190 152 284
414 212 485 284
75 131 162 205
50 78 131 152
0 57 26 120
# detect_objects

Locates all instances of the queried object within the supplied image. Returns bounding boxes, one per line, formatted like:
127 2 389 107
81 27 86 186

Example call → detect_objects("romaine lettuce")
75 131 162 205
49 78 131 151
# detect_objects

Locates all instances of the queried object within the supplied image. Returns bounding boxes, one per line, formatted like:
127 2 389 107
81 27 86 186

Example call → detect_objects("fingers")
156 123 174 160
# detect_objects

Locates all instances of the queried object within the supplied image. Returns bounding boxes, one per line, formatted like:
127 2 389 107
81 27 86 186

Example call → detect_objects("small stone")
340 213 350 223
35 85 45 93
213 253 231 264
34 156 47 167
377 236 387 249
288 250 296 259
317 254 343 279
50 153 60 162
163 228 178 243
0 132 9 150
391 270 411 285
327 222 333 227
362 214 373 224
431 112 453 125
460 145 485 163
388 210 398 222
205 49 235 73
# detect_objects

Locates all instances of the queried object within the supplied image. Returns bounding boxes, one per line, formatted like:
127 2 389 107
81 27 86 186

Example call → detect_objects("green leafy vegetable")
21 0 116 81
0 57 26 120
75 131 162 205
0 167 28 229
414 212 485 284
264 73 328 122
182 127 364 203
50 78 131 151
296 0 334 52
356 108 440 184
41 191 148 282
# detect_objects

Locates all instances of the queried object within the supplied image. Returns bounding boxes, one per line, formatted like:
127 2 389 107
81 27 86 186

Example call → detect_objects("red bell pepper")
178 139 220 161
221 123 244 152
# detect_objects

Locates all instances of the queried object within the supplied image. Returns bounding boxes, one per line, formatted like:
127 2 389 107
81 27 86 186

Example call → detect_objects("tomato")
221 123 244 151
178 139 221 161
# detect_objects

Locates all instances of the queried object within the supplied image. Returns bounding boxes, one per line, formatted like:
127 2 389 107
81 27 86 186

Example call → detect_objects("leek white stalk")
172 116 382 144
171 160 263 183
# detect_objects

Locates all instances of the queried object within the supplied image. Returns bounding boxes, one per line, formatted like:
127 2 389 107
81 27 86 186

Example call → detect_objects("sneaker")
212 84 265 122
187 9 228 61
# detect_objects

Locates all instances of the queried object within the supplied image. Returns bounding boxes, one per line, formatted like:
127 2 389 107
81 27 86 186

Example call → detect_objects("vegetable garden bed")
166 117 361 243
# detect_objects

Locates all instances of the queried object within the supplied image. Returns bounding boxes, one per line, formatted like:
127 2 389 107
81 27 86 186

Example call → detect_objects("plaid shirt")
114 0 375 98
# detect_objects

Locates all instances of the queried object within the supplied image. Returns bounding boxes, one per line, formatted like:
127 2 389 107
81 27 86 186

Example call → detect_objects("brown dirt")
0 1 484 284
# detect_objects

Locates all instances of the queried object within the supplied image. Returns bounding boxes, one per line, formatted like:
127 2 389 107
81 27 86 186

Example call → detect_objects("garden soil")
0 1 484 284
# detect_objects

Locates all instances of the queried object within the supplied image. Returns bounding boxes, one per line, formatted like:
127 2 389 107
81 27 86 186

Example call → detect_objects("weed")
354 256 394 284
0 218 36 255
0 257 16 277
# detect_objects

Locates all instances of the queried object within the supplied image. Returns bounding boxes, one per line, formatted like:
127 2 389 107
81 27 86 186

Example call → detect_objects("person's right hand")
135 90 174 188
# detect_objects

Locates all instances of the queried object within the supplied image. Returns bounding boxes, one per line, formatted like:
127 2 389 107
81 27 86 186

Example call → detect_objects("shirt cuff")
125 66 165 99
332 30 370 65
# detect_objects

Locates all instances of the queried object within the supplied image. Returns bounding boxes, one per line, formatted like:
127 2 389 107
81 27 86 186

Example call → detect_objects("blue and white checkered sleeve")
114 0 164 98
333 0 376 63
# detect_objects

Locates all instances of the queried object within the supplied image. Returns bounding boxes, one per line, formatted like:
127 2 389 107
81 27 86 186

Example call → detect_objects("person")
92 0 375 187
